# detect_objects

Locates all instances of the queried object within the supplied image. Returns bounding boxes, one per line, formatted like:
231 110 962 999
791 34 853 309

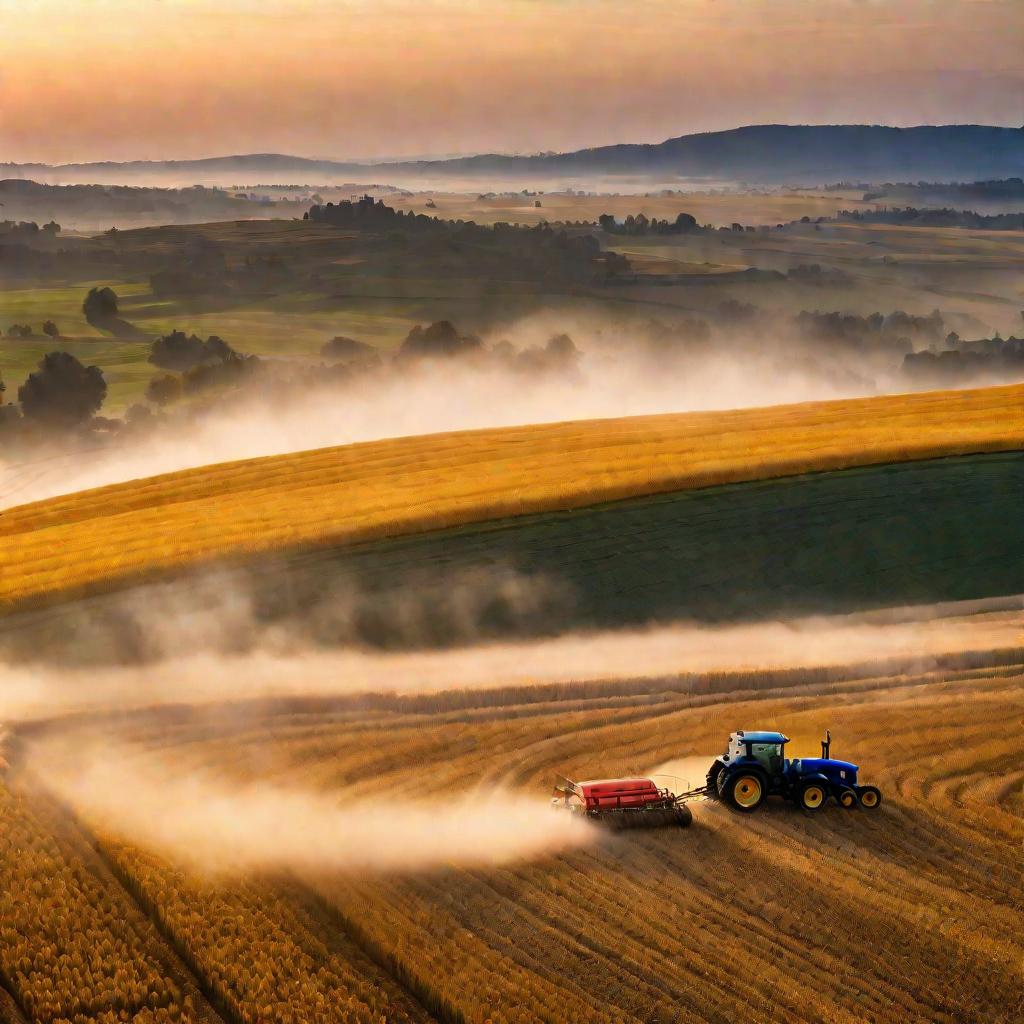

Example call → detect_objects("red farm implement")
551 776 702 829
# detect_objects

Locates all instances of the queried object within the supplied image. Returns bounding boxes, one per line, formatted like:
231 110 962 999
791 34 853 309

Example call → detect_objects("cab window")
751 742 783 772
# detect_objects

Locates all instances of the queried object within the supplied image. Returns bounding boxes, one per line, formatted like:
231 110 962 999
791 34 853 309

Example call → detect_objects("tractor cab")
726 730 789 779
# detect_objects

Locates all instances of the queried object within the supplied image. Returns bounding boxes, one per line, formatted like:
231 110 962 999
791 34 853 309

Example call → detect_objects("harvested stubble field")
3 641 1023 1024
2 383 1024 613
1 383 1022 1024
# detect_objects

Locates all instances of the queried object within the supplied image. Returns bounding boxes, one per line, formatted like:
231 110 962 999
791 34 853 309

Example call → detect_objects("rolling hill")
6 124 1024 186
2 384 1023 620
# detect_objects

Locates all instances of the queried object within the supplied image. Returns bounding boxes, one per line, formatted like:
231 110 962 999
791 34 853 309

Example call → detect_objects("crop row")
0 778 213 1024
95 840 434 1024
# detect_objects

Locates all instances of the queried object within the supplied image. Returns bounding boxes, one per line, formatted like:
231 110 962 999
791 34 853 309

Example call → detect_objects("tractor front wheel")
724 772 766 813
797 780 828 812
857 785 882 810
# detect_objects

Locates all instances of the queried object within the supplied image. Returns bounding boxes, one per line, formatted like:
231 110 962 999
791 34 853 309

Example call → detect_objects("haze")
3 0 1022 165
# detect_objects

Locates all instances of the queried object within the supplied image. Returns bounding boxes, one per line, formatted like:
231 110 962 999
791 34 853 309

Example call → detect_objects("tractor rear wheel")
797 780 828 812
724 772 766 813
837 787 858 809
857 785 882 810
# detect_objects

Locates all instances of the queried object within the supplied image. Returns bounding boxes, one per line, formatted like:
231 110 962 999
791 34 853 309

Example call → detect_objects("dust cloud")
0 313 886 509
28 741 592 875
7 598 1020 876
3 601 1020 725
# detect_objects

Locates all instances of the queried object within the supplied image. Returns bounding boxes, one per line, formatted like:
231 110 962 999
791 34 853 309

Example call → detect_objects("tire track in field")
274 879 453 1024
60 787 448 1024
0 978 30 1024
5 747 233 1024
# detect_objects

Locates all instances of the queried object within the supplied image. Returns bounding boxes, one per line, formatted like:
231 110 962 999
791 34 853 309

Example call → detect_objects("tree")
399 320 483 359
145 373 183 407
182 353 258 395
125 402 156 428
42 320 59 339
149 330 239 371
545 332 578 362
515 332 581 374
82 286 119 323
320 336 375 364
18 351 107 428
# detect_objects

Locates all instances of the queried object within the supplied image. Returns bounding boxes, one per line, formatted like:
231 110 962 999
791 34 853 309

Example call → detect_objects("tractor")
552 729 881 827
705 730 882 813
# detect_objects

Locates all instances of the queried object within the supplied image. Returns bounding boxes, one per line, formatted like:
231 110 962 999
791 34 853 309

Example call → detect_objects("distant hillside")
392 124 1024 185
5 124 1023 187
0 154 391 189
0 178 295 231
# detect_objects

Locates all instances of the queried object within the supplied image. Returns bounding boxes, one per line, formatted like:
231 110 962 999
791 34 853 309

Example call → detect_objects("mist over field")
1 315 886 508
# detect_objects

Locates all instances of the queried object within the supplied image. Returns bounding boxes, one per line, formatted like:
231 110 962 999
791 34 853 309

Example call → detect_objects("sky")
1 0 1021 164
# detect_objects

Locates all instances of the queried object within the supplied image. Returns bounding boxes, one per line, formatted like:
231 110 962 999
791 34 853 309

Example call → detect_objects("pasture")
3 196 1023 414
382 186 877 228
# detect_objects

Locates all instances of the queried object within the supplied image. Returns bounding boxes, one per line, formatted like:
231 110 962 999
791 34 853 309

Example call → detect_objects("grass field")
384 187 879 228
4 636 1022 1024
1 384 1023 614
0 282 155 409
3 206 1023 414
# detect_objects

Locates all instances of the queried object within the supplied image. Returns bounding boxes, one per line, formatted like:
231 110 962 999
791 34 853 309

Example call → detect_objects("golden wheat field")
2 383 1024 612
3 634 1023 1024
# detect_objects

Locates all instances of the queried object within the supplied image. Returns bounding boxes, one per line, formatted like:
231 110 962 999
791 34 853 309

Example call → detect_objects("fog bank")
1 316 885 509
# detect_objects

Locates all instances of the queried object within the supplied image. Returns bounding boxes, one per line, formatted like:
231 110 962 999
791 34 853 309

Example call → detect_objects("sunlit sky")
2 0 1021 164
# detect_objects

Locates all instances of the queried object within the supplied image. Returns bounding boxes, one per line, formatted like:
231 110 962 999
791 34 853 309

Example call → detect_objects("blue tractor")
705 730 882 813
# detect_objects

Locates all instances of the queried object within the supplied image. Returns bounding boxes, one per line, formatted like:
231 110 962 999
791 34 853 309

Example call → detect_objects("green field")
152 450 1024 634
0 281 154 410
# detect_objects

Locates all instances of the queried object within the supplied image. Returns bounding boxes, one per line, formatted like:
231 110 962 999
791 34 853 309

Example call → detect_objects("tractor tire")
837 786 858 810
723 771 766 813
706 763 723 800
797 780 829 812
856 785 882 810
